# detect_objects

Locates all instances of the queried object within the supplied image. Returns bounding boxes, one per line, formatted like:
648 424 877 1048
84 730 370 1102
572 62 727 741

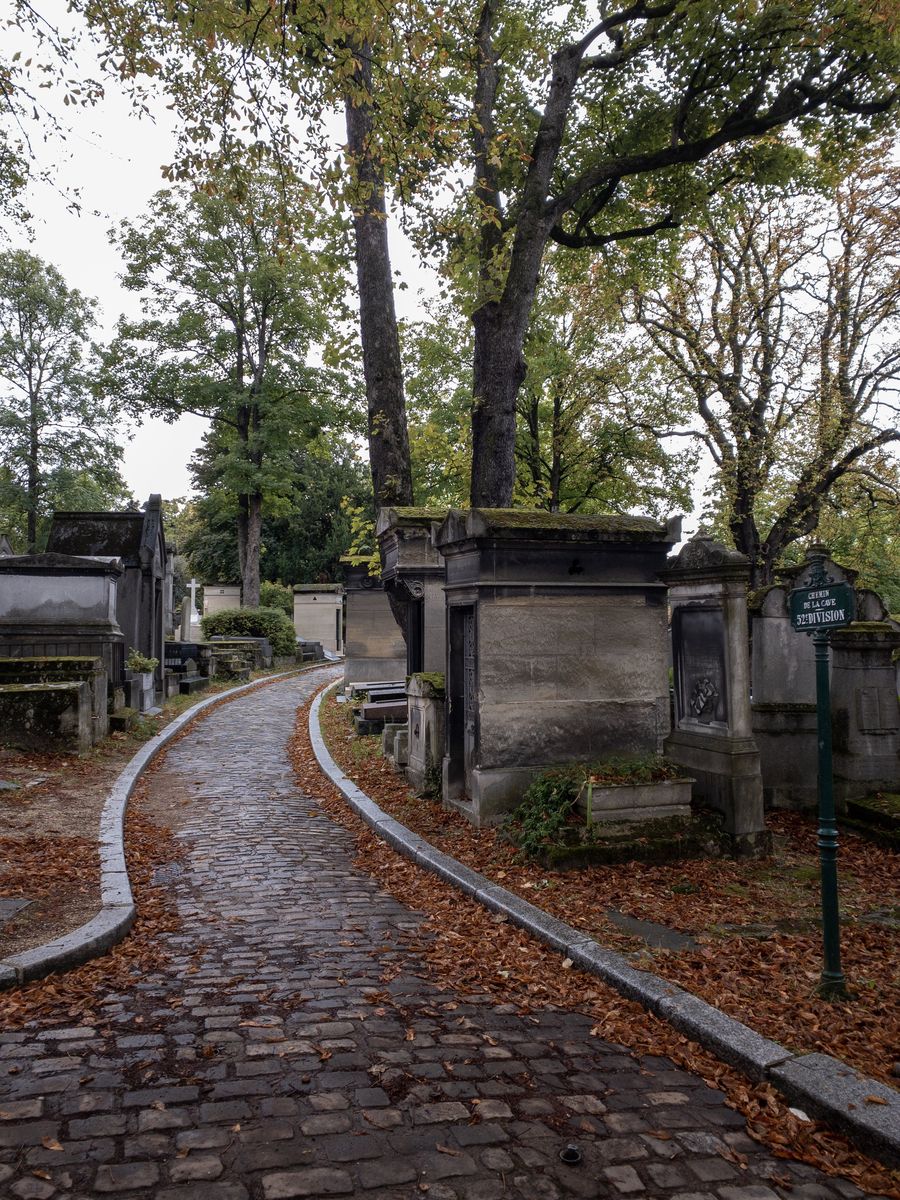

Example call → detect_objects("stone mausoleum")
293 585 343 655
341 561 407 686
46 495 169 693
435 508 681 825
377 507 447 676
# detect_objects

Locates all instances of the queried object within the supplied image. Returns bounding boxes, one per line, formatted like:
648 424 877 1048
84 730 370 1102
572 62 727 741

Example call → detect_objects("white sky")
6 23 432 503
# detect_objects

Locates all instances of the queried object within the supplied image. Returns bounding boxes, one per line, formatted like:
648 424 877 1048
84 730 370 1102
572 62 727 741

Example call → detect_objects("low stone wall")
0 680 92 753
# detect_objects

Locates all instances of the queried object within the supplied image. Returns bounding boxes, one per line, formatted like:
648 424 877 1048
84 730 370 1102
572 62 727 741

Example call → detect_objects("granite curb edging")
0 662 337 991
308 682 900 1169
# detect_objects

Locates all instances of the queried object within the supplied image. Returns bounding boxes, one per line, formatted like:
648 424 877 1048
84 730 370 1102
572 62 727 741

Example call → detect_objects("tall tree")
0 249 124 551
74 0 900 511
102 168 349 606
628 149 900 586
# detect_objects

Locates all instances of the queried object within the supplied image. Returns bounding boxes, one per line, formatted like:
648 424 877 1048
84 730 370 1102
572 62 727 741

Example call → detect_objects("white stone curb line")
0 663 338 992
309 682 900 1168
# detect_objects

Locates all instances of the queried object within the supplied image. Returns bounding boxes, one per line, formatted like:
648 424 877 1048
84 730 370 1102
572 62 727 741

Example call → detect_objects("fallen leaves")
301 685 900 1200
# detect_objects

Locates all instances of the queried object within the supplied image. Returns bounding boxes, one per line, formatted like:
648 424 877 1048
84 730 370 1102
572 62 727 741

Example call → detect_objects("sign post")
789 546 855 999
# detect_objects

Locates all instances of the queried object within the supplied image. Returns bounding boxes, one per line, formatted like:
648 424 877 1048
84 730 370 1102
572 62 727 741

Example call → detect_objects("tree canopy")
101 167 355 604
0 249 126 551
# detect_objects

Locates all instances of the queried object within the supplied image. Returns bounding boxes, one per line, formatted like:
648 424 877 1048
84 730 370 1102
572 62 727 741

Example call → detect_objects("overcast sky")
6 21 430 504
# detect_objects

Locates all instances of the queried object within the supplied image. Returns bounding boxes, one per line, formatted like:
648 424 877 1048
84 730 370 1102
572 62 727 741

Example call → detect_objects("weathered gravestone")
663 535 767 855
435 509 680 826
293 585 344 654
46 495 168 694
750 554 897 810
376 507 447 676
341 560 407 686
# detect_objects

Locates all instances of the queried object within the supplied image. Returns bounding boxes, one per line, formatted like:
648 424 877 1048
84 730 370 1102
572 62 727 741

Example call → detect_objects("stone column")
663 536 767 855
830 623 900 803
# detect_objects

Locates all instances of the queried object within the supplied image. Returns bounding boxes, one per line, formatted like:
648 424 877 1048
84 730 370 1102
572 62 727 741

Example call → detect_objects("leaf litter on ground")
299 684 900 1199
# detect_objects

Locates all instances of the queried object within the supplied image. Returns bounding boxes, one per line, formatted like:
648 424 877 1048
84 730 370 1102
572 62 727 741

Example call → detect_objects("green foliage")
507 768 583 858
0 250 126 551
101 163 359 602
200 606 296 656
125 650 159 674
259 581 293 617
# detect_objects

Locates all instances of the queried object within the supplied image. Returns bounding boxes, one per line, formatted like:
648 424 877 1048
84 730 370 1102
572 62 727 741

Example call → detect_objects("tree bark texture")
345 51 413 515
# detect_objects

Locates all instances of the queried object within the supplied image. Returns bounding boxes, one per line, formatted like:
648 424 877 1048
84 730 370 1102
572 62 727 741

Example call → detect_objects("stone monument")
434 508 681 825
293 585 344 654
46 495 168 694
341 560 406 686
663 535 767 854
376 507 447 675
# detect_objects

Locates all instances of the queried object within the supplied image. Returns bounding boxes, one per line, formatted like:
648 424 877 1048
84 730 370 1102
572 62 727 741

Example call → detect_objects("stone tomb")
435 509 681 825
203 584 242 617
0 552 125 690
831 622 900 803
750 554 897 809
663 535 767 855
376 507 447 675
341 561 407 686
0 656 109 742
293 585 343 654
46 495 168 694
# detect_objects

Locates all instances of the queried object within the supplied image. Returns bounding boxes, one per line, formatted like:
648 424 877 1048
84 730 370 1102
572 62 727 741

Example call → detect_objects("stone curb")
0 663 336 991
308 683 900 1168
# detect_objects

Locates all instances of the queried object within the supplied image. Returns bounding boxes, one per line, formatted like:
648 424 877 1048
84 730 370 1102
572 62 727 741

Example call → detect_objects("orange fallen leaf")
41 1137 63 1152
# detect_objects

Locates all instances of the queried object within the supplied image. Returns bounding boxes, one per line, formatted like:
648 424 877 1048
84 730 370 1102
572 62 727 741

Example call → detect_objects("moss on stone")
408 671 445 698
473 507 663 534
390 507 447 524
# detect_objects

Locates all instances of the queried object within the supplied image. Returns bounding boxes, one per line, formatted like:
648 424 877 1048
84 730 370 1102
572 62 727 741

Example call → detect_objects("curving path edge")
0 664 332 992
308 682 900 1169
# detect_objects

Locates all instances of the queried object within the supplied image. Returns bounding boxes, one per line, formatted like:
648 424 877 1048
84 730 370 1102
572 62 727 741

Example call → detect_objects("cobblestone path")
0 670 876 1199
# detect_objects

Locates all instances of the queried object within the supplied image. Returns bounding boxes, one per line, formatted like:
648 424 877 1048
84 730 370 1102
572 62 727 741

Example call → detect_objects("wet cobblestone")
0 670 875 1198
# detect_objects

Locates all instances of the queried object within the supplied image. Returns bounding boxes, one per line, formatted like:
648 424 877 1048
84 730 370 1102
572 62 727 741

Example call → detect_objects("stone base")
343 655 407 687
752 703 818 810
179 676 208 696
576 778 693 823
442 761 539 826
664 728 767 853
0 681 92 753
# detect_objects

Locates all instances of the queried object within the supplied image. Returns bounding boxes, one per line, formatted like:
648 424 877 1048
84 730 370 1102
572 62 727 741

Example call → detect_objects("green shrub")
260 581 293 617
126 650 159 674
506 767 583 858
200 606 296 656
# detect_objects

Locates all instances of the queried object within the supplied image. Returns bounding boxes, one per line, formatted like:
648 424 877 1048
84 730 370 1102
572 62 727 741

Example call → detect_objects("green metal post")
812 628 846 998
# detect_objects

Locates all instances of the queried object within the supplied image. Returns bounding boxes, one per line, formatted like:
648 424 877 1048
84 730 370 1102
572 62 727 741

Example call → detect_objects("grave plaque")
672 606 727 726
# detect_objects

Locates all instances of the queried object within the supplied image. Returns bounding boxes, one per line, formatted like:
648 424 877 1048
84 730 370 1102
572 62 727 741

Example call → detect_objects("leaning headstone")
663 535 768 855
407 673 446 796
435 509 680 826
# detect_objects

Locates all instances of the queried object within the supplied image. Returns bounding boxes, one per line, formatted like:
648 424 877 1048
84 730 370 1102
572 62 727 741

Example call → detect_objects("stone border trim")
0 663 337 991
308 683 900 1168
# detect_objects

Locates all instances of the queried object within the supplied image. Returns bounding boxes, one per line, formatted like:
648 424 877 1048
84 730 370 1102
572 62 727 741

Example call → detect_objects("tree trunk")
344 54 413 514
27 387 39 553
241 492 263 608
470 302 529 507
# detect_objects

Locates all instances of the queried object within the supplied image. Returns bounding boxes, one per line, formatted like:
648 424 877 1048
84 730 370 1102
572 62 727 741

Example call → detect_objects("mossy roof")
438 507 670 544
293 584 343 593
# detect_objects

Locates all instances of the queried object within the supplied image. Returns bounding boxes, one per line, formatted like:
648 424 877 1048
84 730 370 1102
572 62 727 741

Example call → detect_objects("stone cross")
189 578 199 619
